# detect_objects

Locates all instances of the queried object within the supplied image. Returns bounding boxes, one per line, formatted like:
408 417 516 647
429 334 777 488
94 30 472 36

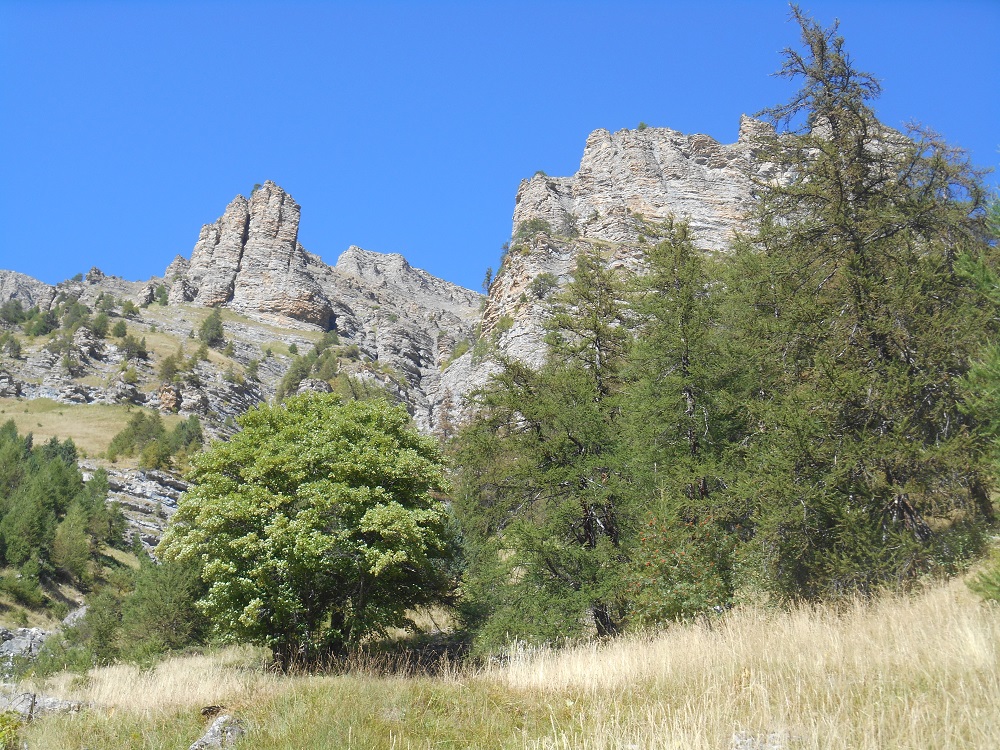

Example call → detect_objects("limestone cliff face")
511 115 772 250
169 182 334 328
444 117 776 411
163 184 483 432
0 271 56 311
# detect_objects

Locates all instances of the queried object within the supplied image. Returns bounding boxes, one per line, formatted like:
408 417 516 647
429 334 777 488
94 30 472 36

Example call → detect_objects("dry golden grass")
0 398 185 456
37 646 279 713
21 577 1000 749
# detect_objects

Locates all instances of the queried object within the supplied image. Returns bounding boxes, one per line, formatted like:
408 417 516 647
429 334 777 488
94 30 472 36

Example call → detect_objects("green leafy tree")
158 394 458 669
726 8 996 598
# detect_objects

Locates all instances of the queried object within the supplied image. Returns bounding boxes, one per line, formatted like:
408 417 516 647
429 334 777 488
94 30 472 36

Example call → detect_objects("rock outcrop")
0 270 55 311
461 117 775 379
163 185 483 432
169 181 335 328
511 115 771 251
188 714 246 749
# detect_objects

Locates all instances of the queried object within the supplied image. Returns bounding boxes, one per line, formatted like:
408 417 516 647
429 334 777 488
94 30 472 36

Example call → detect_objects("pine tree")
455 249 634 645
729 8 996 598
620 221 747 622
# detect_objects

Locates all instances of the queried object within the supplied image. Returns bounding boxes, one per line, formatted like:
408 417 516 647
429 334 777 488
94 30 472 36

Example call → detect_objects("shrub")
198 308 225 347
514 217 552 241
528 272 559 300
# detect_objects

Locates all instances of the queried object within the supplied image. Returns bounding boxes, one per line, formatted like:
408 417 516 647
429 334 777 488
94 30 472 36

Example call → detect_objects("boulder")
189 714 246 749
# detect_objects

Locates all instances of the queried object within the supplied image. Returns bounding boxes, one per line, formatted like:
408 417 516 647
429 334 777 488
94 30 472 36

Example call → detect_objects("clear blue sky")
1 0 997 292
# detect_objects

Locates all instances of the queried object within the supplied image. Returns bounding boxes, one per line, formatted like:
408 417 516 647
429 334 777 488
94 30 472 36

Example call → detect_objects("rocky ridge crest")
469 116 773 373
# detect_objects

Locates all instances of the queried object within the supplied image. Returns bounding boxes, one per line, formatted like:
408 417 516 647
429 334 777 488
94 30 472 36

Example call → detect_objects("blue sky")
1 1 997 292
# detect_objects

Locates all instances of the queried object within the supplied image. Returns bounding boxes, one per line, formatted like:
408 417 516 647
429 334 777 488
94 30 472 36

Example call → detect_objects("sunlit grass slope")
21 576 1000 749
0 398 185 458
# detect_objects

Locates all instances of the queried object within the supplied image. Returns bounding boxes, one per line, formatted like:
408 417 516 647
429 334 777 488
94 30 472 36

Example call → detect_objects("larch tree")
727 7 997 598
454 248 634 646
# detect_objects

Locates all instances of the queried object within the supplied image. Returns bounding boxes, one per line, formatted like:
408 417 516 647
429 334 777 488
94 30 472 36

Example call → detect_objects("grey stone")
0 372 21 397
188 714 246 749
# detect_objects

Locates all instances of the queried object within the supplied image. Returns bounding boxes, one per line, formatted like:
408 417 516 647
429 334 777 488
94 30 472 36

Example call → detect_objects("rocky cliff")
0 270 57 311
167 181 335 328
0 117 774 545
162 182 483 432
461 116 773 374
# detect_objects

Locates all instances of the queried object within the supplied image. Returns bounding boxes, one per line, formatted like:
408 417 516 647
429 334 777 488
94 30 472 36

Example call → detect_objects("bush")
90 312 110 338
0 711 21 750
119 334 147 360
514 217 552 241
528 272 559 300
968 547 1000 604
106 412 203 470
198 309 224 348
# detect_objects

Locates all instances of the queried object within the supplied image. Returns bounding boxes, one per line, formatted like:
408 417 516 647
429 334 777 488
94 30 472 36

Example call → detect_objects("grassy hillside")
18 577 1000 749
0 398 185 459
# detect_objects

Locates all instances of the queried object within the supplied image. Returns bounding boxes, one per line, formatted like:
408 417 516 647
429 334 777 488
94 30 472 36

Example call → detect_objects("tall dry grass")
494 579 1000 748
22 578 1000 749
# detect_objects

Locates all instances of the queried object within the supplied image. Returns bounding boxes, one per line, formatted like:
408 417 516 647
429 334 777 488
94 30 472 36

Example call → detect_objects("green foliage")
276 338 364 401
722 8 996 598
118 334 147 360
245 358 260 380
628 514 734 625
96 294 117 315
110 320 127 338
493 315 514 334
52 502 92 584
287 342 298 355
154 284 169 306
158 394 459 668
0 299 27 326
90 312 109 338
120 300 139 318
0 422 121 600
106 412 203 470
0 334 20 359
158 348 185 382
23 308 58 336
618 221 746 619
455 250 634 647
0 711 21 750
198 308 225 348
119 558 207 660
528 272 559 300
637 122 649 131
514 217 552 241
968 547 1000 604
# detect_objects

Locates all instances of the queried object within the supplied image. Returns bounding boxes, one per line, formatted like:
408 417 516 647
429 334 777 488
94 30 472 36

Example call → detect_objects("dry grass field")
0 398 184 458
19 576 1000 749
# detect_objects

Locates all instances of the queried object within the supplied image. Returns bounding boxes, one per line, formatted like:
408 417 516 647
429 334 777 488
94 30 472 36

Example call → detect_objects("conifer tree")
621 221 747 621
455 248 634 644
728 8 996 598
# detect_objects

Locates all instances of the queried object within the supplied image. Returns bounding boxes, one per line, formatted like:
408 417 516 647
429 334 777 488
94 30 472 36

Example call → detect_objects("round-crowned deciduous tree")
157 394 458 669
